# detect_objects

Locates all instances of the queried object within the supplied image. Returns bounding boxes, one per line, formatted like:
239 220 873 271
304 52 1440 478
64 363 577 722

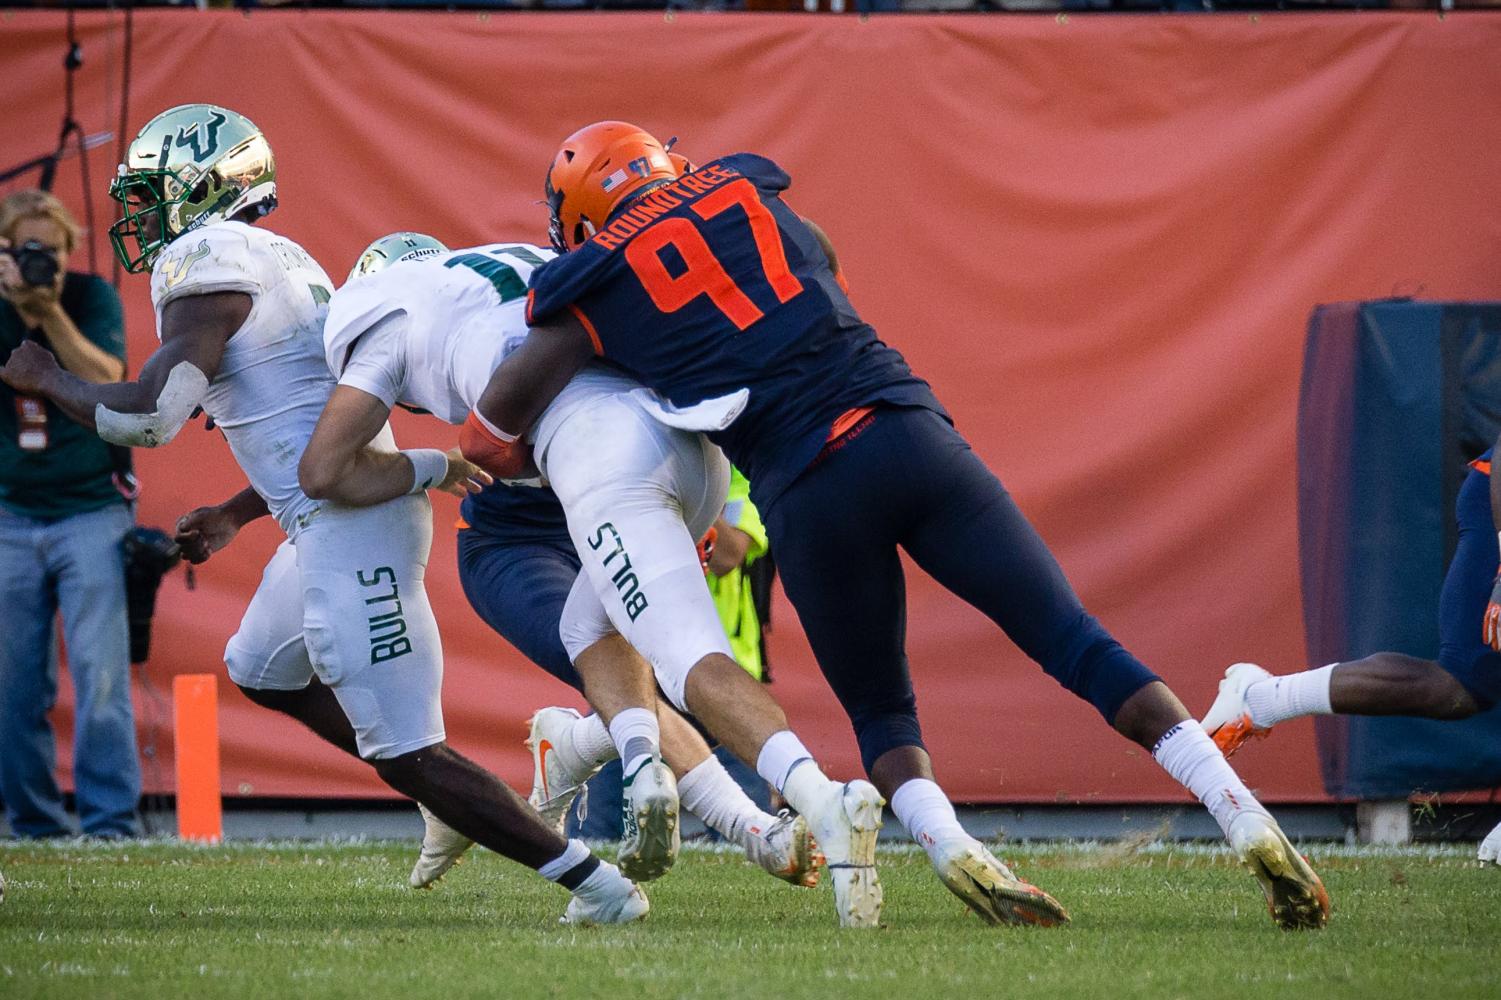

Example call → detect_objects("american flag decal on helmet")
602 157 655 193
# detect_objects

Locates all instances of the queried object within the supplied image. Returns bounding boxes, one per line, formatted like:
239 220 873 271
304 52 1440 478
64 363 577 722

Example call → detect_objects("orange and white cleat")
1200 662 1274 757
1229 811 1331 930
527 707 604 833
744 810 822 888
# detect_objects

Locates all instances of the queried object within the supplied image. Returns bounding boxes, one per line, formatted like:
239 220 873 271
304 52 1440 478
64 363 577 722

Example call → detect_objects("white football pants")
544 392 732 712
223 494 445 759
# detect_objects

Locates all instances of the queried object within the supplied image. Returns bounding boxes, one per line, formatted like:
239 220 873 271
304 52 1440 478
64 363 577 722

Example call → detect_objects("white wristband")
404 449 449 494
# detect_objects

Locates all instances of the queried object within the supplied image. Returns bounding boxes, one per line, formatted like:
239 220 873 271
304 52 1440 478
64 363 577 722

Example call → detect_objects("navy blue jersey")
527 152 945 508
460 481 571 544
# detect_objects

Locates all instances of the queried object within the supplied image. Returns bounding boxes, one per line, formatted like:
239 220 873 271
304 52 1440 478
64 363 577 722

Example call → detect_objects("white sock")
890 778 968 852
571 859 630 901
1245 665 1336 727
677 755 777 846
755 730 814 790
757 732 838 820
537 838 591 881
1152 721 1269 838
608 708 660 776
569 713 617 767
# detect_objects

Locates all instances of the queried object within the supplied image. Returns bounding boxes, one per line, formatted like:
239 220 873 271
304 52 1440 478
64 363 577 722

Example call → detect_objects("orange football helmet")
545 121 682 252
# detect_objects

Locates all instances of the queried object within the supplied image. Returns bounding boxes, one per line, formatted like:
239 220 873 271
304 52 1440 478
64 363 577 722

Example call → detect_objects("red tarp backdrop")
2 11 1499 803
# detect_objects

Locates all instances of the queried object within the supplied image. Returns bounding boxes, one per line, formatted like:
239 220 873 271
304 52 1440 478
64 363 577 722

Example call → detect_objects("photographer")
0 189 138 839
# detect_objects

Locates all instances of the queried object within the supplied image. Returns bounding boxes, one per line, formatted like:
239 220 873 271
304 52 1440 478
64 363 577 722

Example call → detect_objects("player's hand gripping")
175 505 243 564
437 447 494 498
1485 575 1501 652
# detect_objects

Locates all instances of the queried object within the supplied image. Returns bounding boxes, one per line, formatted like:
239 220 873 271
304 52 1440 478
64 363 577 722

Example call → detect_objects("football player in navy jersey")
459 121 1329 930
1202 445 1501 864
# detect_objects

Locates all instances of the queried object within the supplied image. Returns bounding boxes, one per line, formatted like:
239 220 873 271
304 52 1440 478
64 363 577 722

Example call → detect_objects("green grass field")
1 839 1495 999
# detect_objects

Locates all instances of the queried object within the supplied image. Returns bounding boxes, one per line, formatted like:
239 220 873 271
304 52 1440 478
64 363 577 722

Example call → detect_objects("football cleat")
1201 662 1274 757
617 759 680 882
804 780 885 928
409 804 474 889
743 810 822 888
527 707 604 833
1479 820 1501 864
561 870 650 927
1229 811 1331 930
930 838 1069 927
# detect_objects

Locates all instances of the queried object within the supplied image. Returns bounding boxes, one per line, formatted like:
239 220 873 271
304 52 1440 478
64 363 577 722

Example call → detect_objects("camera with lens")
7 240 60 288
121 526 183 664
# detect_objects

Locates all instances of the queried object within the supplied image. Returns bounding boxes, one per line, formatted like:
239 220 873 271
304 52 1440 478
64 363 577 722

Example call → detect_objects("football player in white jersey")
0 105 646 926
303 235 892 927
348 234 821 892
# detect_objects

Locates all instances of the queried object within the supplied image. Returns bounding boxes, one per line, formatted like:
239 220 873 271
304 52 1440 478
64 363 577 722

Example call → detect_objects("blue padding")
1299 300 1501 798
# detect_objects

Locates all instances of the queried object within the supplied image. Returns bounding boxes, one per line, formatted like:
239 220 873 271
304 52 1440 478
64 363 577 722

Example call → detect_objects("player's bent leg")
295 500 645 919
675 652 884 923
559 596 678 881
226 540 365 756
1202 655 1485 760
551 400 878 920
659 707 821 887
1202 453 1499 744
374 742 647 923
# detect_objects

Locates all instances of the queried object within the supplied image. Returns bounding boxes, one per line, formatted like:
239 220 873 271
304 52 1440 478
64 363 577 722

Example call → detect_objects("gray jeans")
0 502 139 837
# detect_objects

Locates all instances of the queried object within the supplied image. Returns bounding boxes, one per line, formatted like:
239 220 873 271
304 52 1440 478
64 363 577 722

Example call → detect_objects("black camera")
122 526 182 664
8 240 60 288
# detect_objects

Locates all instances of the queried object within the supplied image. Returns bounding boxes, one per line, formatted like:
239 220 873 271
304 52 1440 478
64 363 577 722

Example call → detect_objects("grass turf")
0 840 1495 999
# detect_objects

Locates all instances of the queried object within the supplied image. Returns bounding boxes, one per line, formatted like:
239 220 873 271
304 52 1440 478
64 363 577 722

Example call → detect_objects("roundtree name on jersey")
526 153 945 509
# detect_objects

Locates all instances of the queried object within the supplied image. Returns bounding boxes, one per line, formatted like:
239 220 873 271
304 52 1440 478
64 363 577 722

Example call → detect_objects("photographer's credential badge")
15 395 46 451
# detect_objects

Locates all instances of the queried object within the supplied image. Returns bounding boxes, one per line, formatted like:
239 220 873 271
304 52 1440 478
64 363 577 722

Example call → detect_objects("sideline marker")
172 673 223 843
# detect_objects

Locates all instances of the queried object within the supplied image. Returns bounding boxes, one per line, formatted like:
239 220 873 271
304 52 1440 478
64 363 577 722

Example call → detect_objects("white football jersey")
326 242 641 462
152 221 390 536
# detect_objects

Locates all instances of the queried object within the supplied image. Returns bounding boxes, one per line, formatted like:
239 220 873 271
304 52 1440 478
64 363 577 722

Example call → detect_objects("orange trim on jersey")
455 516 471 531
834 268 850 295
525 288 536 325
569 304 603 355
827 405 875 443
1472 459 1492 476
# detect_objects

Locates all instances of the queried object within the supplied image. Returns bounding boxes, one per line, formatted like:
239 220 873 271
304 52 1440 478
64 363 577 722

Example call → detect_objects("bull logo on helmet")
174 111 229 162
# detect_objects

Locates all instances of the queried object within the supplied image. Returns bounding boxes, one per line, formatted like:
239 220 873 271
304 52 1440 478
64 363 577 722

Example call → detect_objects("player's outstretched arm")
463 315 594 479
299 384 490 506
0 290 245 446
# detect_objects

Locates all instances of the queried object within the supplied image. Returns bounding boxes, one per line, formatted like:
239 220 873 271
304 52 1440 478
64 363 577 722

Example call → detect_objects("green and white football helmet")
348 232 449 283
108 104 276 273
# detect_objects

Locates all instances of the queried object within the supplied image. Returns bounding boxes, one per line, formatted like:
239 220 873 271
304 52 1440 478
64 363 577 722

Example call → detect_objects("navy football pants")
456 530 585 692
765 407 1161 774
1437 465 1501 708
